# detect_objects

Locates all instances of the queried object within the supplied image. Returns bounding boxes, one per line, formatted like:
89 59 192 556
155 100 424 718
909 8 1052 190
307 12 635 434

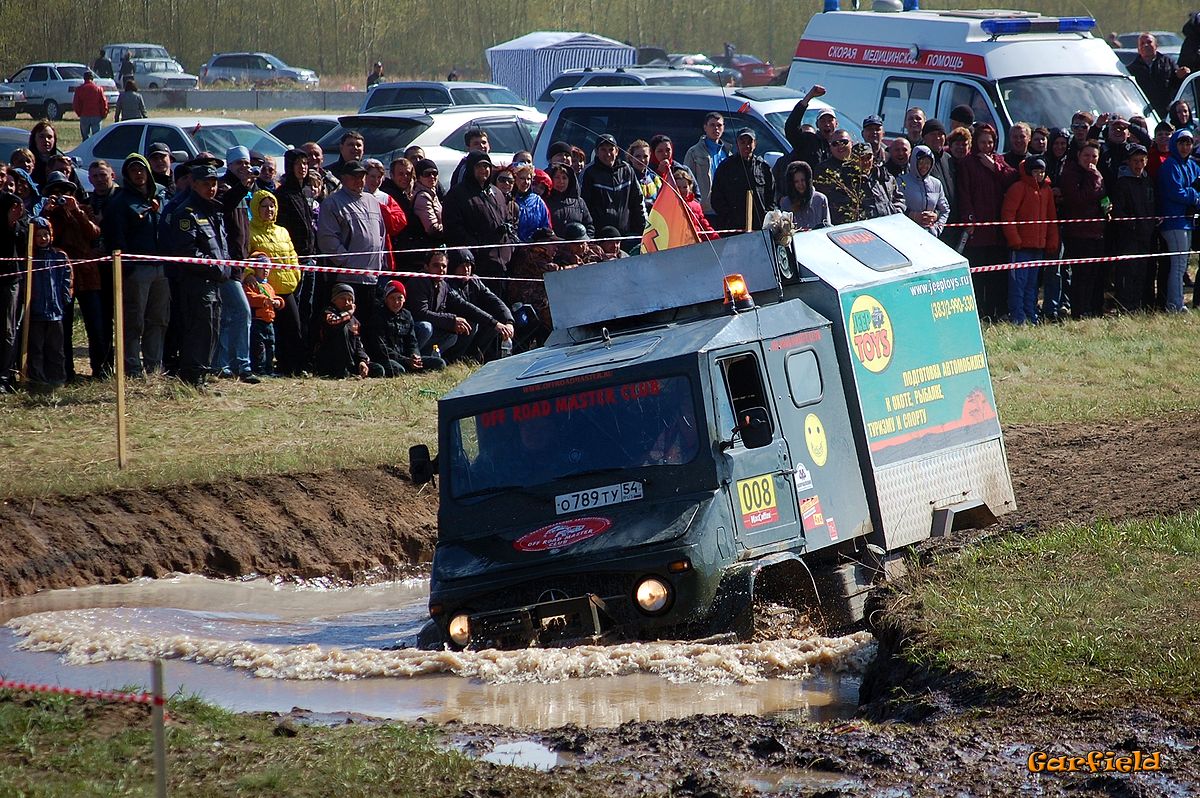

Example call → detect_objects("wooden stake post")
151 659 167 798
18 222 33 383
112 250 127 468
745 190 754 233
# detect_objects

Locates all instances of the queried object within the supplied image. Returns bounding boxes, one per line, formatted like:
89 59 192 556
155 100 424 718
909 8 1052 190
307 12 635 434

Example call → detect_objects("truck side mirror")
738 407 773 449
409 444 436 484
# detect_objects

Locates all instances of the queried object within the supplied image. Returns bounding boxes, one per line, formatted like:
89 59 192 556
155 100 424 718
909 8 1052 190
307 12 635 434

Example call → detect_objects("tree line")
0 0 1188 86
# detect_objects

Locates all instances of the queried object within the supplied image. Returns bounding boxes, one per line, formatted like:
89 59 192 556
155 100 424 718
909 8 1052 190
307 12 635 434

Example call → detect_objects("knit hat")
415 158 438 176
921 119 946 137
532 168 553 192
331 283 355 300
950 104 975 126
547 141 573 161
383 280 406 299
1024 156 1046 172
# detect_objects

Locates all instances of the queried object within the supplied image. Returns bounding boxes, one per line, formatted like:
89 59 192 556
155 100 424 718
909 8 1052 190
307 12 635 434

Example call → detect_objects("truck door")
711 347 801 553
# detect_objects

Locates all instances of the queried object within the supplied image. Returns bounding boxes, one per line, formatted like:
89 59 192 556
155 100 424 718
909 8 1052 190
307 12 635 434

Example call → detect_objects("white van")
786 9 1154 149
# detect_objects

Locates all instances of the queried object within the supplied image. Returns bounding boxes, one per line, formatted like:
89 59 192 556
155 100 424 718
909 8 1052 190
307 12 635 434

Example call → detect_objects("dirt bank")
3 412 1197 599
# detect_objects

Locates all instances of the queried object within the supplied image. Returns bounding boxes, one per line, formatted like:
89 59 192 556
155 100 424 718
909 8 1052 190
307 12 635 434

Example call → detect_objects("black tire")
148 83 159 90
43 100 61 121
0 110 15 120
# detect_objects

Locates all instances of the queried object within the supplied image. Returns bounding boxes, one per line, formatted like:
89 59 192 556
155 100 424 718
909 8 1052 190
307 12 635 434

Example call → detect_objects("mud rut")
4 413 1199 796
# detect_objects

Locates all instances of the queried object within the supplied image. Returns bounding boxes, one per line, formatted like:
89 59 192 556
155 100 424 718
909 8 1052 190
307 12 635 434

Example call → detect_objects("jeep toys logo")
513 517 613 552
848 294 893 373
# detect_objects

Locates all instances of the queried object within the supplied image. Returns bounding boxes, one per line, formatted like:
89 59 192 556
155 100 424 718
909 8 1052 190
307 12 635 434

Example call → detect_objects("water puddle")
1 574 873 728
453 739 576 771
739 767 862 793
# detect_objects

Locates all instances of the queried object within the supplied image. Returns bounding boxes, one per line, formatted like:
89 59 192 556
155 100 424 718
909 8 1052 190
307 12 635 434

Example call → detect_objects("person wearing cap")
212 145 258 381
1098 116 1152 188
683 113 732 216
854 114 883 163
1000 156 1058 325
711 127 776 234
1158 129 1200 311
250 151 276 191
36 170 101 383
146 142 175 197
581 133 646 245
1109 144 1157 311
169 163 231 388
546 141 574 170
920 119 958 242
447 247 514 361
72 69 109 141
314 282 371 378
442 150 514 279
777 85 835 191
317 158 388 316
367 61 384 89
363 280 443 375
108 153 170 378
949 104 974 133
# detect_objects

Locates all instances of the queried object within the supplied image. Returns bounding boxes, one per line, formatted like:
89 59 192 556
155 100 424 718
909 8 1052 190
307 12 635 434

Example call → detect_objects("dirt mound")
0 466 437 598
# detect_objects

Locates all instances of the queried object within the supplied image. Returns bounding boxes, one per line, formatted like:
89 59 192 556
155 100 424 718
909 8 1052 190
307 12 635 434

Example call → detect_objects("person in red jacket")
1001 157 1059 325
957 123 1017 321
1058 141 1107 318
72 70 109 141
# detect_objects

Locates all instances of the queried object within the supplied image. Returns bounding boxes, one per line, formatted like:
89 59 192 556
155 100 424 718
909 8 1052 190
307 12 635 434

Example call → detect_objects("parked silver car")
2 62 118 120
130 59 198 90
361 81 529 112
199 53 319 88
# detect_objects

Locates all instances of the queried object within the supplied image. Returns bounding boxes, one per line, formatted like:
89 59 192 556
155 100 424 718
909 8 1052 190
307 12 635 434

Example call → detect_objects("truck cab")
418 216 1015 650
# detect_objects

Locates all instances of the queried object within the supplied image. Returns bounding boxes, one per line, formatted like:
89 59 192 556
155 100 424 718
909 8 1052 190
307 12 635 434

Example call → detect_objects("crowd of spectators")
3 30 1200 392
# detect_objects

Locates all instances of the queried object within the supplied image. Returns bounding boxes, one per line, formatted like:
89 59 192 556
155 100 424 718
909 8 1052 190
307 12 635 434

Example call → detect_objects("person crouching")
364 280 445 376
314 282 370 378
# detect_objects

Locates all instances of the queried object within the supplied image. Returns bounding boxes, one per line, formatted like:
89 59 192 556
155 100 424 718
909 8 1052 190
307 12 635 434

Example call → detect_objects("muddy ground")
4 413 1200 795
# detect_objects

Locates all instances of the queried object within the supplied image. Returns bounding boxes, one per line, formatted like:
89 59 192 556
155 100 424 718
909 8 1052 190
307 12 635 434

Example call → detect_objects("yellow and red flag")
640 167 701 253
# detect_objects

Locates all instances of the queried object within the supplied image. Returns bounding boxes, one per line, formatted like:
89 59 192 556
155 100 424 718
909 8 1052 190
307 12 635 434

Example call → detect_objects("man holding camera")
442 150 513 280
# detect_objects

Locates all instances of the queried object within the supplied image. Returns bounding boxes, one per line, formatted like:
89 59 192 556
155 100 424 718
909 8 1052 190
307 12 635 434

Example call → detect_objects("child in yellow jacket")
243 253 284 376
248 190 305 374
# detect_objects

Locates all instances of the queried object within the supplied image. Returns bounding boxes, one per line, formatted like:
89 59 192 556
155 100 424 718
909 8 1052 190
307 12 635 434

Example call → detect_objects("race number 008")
737 475 775 516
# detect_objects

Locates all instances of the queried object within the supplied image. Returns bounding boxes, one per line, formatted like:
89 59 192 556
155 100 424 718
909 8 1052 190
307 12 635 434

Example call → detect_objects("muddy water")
0 575 873 728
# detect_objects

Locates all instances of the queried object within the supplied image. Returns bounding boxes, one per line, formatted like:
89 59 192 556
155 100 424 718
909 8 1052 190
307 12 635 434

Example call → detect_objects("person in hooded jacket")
1167 100 1197 133
779 161 830 230
1110 145 1158 311
0 192 27 392
442 151 513 280
957 122 1017 321
543 162 594 240
511 165 551 242
1181 12 1200 72
580 134 646 244
1001 157 1059 325
903 146 950 238
10 167 39 213
248 189 305 375
274 148 317 350
1158 129 1200 311
108 153 168 376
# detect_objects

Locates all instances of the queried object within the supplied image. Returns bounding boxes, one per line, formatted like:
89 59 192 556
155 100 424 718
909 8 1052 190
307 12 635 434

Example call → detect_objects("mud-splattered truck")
413 214 1014 649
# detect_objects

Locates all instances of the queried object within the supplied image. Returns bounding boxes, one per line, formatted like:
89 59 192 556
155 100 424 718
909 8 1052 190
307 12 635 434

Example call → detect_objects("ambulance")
412 215 1015 650
786 7 1154 149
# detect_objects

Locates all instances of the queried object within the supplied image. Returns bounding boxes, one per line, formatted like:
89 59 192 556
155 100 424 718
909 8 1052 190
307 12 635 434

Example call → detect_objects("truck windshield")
449 376 701 499
998 75 1154 128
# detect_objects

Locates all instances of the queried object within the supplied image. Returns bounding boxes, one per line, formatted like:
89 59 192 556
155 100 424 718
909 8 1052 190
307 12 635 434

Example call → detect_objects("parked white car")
69 117 288 191
317 105 546 191
2 62 118 120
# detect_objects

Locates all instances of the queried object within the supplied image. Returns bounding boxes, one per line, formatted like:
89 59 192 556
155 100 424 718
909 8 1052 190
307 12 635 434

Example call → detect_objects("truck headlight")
447 613 471 647
634 577 672 615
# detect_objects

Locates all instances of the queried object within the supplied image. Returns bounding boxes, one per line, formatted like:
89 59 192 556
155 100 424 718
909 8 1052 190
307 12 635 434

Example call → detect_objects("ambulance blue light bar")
980 16 1096 36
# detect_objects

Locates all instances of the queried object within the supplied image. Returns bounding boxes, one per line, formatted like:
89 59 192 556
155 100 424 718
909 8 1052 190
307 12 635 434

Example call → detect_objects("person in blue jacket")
1157 128 1200 311
26 216 72 388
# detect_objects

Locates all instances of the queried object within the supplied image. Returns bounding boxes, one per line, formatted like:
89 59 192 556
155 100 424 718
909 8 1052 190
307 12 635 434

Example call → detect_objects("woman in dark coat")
543 163 594 239
956 122 1017 320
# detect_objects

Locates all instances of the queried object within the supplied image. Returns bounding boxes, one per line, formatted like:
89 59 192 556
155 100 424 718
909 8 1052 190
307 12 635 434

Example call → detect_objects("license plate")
0 101 11 107
555 481 643 515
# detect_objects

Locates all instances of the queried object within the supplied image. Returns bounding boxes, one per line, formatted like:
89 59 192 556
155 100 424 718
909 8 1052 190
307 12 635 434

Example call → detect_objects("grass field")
2 311 1199 500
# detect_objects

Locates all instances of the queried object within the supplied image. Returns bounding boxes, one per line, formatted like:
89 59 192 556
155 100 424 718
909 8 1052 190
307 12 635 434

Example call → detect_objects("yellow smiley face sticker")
805 413 828 467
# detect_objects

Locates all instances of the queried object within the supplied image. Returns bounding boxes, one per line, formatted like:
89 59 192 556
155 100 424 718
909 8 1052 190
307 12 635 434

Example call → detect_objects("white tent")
487 31 636 103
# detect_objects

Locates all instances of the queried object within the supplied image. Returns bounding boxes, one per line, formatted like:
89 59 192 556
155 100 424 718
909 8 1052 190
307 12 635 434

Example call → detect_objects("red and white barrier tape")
0 677 164 707
971 249 1192 274
943 213 1195 228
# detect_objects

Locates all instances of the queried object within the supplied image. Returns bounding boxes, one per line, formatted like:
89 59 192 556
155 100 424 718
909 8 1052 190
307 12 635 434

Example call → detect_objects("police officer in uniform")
169 164 230 388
